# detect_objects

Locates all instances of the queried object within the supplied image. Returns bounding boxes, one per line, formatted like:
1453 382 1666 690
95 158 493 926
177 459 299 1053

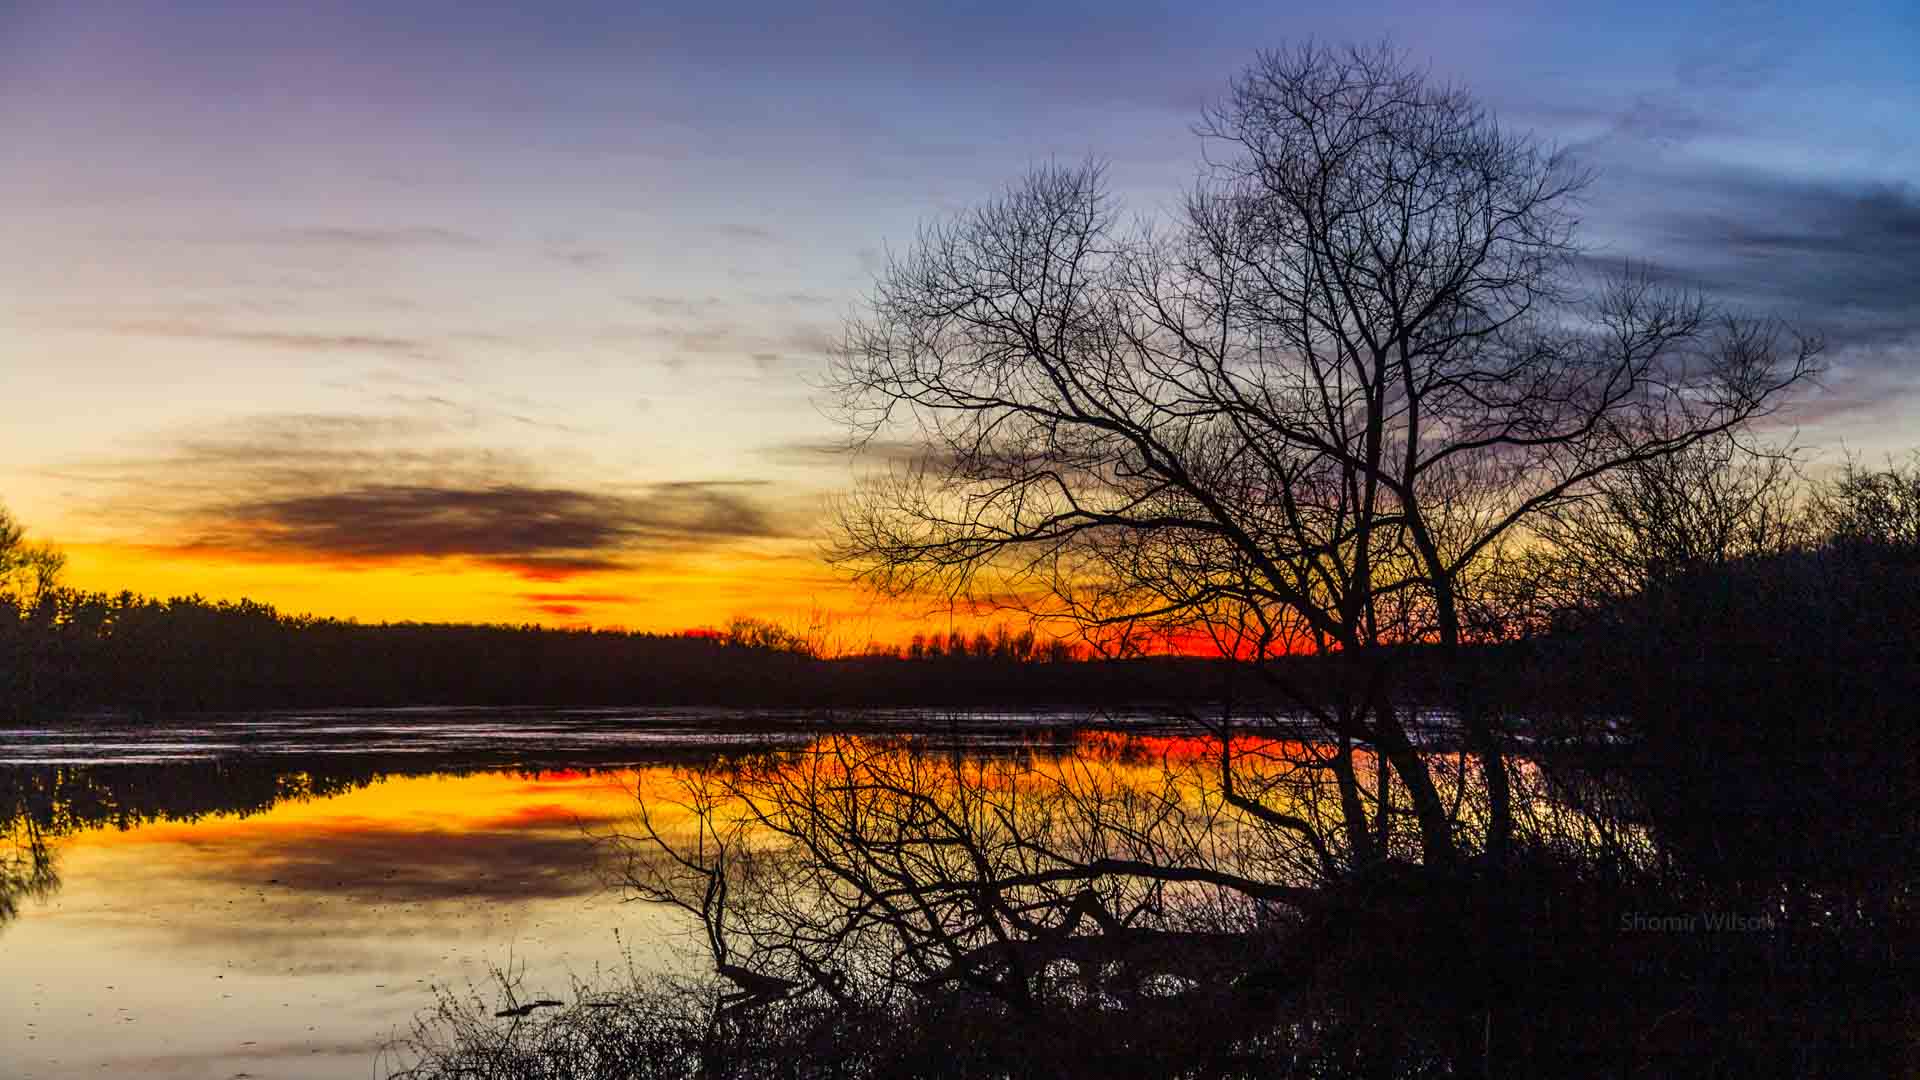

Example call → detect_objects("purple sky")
2 0 1915 626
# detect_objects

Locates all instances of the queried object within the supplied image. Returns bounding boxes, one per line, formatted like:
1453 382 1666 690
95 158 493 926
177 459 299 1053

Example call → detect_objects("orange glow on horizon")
51 538 947 644
45 540 1292 659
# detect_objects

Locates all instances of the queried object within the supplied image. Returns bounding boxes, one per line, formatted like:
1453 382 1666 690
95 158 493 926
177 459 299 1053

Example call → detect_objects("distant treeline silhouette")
0 589 1244 717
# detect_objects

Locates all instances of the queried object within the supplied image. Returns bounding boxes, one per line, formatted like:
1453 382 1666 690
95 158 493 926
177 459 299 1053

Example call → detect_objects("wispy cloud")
758 437 961 473
107 318 437 358
486 554 634 581
548 245 610 269
377 392 588 435
711 223 781 243
264 226 486 250
521 589 634 618
591 318 840 372
1594 172 1920 351
1650 177 1920 340
624 293 728 318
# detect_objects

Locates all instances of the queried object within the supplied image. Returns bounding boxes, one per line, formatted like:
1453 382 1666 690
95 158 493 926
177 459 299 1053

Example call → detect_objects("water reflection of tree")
0 756 397 927
0 768 60 926
618 736 1322 1019
584 733 1692 1074
1 806 57 926
0 754 535 929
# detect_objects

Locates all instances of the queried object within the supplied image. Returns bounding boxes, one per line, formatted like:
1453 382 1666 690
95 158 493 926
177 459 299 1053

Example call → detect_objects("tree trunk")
1370 697 1457 866
1331 728 1377 865
1438 585 1511 867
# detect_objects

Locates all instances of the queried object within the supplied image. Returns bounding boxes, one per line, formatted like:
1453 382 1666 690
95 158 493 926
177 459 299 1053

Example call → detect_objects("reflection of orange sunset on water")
69 769 653 848
6 766 701 1080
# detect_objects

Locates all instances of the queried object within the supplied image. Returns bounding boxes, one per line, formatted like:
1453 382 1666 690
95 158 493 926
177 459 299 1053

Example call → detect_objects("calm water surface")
0 708 1147 1079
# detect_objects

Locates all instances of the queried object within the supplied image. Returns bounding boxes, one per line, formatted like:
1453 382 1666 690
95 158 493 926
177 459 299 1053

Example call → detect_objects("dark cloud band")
204 482 782 564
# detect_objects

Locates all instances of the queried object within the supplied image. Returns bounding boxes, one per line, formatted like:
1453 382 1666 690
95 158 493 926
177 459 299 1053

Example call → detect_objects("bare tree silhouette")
613 736 1323 1015
827 42 1819 869
1813 453 1920 550
1524 434 1811 617
0 502 64 614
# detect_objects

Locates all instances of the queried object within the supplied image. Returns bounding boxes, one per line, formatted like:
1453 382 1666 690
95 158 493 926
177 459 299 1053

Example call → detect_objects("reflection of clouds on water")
32 817 623 981
185 823 605 904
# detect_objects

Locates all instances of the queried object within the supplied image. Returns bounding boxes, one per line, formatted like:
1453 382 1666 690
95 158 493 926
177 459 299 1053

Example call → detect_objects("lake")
0 708 1176 1079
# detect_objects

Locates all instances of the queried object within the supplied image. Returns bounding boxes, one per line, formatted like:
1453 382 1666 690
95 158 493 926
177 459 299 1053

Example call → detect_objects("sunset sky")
2 0 1916 635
